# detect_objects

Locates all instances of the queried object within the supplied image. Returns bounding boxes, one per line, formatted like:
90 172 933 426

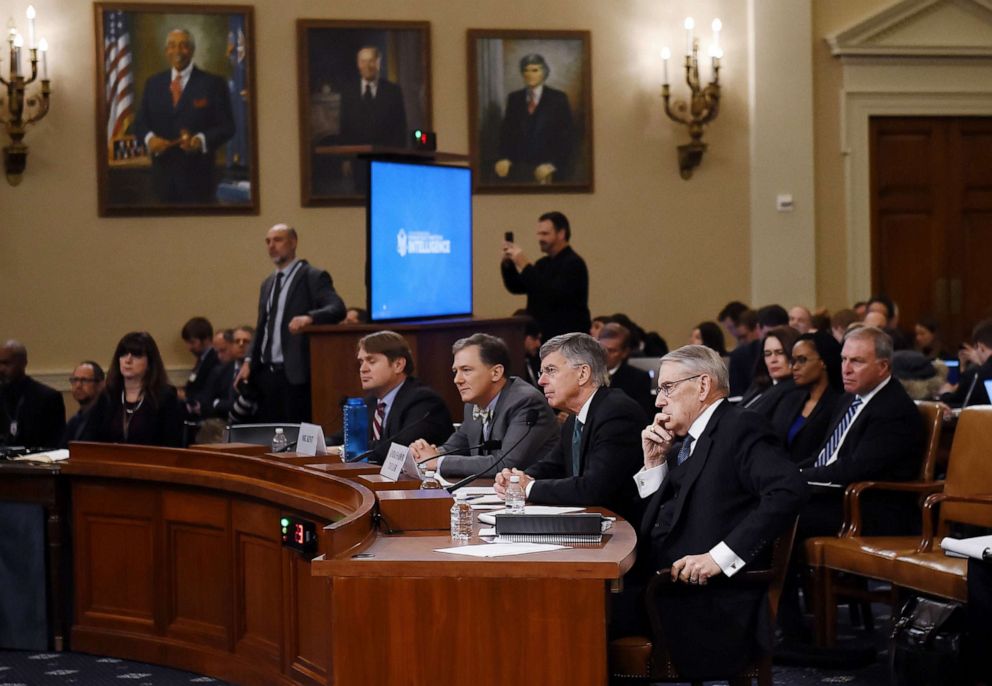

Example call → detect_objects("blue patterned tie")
815 396 863 467
676 435 694 466
571 419 584 475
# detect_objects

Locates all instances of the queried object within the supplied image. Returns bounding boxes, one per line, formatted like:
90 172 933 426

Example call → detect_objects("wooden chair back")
915 401 943 482
939 406 992 534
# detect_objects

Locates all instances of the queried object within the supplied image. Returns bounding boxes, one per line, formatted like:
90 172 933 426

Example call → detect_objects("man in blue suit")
133 28 234 204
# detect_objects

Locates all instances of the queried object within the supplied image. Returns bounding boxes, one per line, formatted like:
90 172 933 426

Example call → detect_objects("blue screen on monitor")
368 161 473 321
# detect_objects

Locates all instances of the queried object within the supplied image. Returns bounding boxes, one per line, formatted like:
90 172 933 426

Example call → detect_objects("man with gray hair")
410 333 558 479
494 332 645 521
0 340 65 449
623 344 806 677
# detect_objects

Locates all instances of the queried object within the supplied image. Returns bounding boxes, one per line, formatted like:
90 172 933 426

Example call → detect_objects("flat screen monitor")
367 160 472 322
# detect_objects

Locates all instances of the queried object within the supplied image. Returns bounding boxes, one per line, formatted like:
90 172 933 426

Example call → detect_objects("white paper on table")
11 449 70 463
477 506 585 525
464 494 504 505
434 542 567 557
940 535 992 560
457 486 497 496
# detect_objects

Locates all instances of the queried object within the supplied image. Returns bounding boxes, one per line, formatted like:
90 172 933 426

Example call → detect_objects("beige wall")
3 0 833 379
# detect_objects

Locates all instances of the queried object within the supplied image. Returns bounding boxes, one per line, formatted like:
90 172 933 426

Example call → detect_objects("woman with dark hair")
689 321 727 357
770 330 843 464
740 326 800 410
81 331 183 447
914 317 953 361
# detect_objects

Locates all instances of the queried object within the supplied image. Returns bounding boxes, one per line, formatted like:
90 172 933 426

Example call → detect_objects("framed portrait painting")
297 20 432 206
94 3 258 216
468 29 593 194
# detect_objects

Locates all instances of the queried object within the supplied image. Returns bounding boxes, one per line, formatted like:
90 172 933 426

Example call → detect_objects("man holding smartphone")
501 211 590 341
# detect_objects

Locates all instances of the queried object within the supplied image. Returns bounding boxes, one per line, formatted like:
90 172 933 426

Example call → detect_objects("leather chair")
609 519 797 686
807 405 991 645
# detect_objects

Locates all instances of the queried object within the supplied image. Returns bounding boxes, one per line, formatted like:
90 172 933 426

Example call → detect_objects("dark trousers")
254 365 311 423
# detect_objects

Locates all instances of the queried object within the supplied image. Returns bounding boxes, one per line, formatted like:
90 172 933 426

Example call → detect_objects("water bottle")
271 427 288 453
342 397 369 461
450 492 472 541
505 475 525 514
420 471 442 489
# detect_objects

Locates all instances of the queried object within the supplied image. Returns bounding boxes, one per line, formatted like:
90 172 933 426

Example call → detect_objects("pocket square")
193 98 208 108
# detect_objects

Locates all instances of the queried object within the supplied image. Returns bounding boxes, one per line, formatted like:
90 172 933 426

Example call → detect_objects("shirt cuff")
435 455 446 478
195 133 208 153
709 541 746 577
524 480 535 499
634 463 668 499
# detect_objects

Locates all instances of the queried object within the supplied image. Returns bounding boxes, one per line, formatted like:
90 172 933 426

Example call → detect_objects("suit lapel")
576 388 605 475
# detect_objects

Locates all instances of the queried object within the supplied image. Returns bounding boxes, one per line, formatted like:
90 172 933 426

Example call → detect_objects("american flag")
104 10 134 144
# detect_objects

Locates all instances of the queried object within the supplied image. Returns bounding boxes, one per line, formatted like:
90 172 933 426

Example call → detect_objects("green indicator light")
280 518 289 527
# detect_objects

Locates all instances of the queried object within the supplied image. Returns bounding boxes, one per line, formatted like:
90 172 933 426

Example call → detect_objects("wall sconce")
661 17 721 180
1 5 51 186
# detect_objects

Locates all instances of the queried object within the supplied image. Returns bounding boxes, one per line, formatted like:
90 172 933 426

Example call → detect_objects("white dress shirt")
524 389 597 498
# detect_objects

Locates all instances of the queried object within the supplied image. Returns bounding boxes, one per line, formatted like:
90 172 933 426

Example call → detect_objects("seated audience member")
62 361 105 446
788 306 813 334
589 314 612 339
494 333 646 522
914 316 952 361
892 350 944 401
355 331 452 464
810 307 831 333
727 308 761 396
756 304 790 336
598 323 655 417
830 308 860 342
717 300 750 345
852 300 868 319
180 316 218 408
866 295 911 350
940 319 992 408
344 307 369 324
520 315 543 387
410 334 557 479
81 332 183 447
608 313 645 355
863 310 888 329
0 340 66 450
740 326 800 411
689 321 727 358
223 327 256 425
619 344 807 678
641 331 669 357
200 330 239 419
768 331 842 464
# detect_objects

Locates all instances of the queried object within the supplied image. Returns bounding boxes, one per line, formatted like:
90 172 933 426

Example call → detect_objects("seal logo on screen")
395 228 450 256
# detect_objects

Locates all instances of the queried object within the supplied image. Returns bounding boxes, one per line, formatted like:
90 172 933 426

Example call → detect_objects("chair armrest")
844 480 945 537
918 492 992 553
648 566 775 592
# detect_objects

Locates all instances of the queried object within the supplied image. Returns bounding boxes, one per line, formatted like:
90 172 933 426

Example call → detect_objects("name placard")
297 422 327 456
380 442 421 482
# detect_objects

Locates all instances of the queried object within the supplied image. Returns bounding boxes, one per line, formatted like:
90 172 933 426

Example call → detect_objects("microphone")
415 439 502 465
275 440 298 453
445 409 540 493
343 409 432 463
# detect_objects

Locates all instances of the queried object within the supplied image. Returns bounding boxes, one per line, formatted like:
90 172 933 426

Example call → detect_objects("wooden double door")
871 116 992 348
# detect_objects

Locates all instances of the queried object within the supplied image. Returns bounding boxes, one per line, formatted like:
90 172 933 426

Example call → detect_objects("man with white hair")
623 344 807 678
0 340 65 449
495 332 645 521
236 224 345 422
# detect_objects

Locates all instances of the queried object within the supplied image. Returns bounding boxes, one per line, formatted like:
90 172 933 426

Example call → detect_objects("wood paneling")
234 500 284 669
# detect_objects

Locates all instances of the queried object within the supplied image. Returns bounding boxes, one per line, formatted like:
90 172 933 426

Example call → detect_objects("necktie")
571 419 584 475
676 435 695 466
262 271 284 364
473 406 491 441
527 89 537 114
815 396 864 467
171 75 183 107
372 401 386 441
363 83 373 102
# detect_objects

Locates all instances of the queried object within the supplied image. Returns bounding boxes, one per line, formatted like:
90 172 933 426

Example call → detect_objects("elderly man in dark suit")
0 340 66 449
339 46 407 149
236 224 345 423
494 333 646 523
411 333 558 479
133 28 234 204
354 331 452 465
494 53 574 184
624 345 807 678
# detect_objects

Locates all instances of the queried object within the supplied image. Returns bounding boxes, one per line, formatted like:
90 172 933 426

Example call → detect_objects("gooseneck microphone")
445 409 540 493
415 439 502 465
343 410 432 463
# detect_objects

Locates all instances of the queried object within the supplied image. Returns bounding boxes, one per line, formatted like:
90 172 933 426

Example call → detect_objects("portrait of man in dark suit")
133 28 235 204
470 30 592 192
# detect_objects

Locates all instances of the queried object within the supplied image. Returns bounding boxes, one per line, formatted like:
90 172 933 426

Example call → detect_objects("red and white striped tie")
372 401 386 441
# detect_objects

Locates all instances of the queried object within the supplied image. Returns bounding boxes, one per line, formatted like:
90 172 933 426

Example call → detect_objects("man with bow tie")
619 344 807 678
410 334 557 479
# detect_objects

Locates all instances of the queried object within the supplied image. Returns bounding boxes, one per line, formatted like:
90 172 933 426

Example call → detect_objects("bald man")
1 340 65 449
236 224 345 422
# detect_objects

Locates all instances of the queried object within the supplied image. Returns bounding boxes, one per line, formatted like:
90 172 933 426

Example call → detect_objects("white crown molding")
827 0 992 58
35 367 193 393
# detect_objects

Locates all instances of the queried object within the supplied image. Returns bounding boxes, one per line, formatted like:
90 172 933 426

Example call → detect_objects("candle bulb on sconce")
661 17 722 179
1 5 53 185
660 46 671 85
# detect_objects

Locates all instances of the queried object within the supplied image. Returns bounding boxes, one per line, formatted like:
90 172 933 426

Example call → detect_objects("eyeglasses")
763 349 787 358
791 355 820 367
68 376 97 384
657 374 702 397
539 363 586 379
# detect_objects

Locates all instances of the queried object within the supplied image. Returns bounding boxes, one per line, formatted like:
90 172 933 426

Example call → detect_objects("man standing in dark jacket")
501 211 590 341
